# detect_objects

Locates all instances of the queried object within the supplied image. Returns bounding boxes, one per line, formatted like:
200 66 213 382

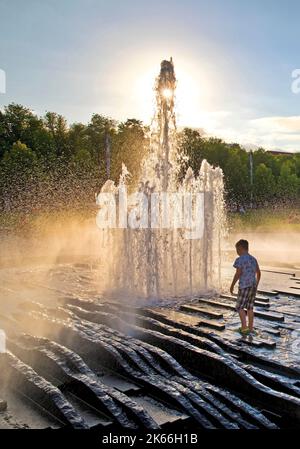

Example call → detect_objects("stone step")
221 294 270 303
245 310 284 323
243 365 299 398
262 328 281 337
131 394 190 428
273 289 300 298
63 390 114 429
257 289 279 296
4 352 89 429
257 339 277 349
236 338 264 348
13 336 158 429
198 298 235 310
136 310 298 384
254 295 270 303
100 374 142 394
180 305 224 320
276 323 298 331
178 306 225 330
236 337 276 350
197 298 284 322
252 301 270 308
261 268 295 276
220 294 270 308
196 320 225 331
167 307 225 330
127 320 298 423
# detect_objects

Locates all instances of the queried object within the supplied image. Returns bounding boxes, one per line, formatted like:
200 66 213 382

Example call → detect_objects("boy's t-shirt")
233 253 258 289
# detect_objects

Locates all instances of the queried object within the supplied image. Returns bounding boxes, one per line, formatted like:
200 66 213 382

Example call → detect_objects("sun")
162 88 173 99
123 54 214 129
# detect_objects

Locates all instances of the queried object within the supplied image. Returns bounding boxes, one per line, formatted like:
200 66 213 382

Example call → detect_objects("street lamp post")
104 126 111 179
249 150 253 208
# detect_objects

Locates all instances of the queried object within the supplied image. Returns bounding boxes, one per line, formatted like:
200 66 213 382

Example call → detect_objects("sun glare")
134 66 204 126
121 54 214 129
162 88 173 99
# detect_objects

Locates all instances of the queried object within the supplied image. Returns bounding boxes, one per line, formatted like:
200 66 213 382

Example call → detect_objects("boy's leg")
236 288 248 331
238 309 247 330
248 309 254 331
247 286 256 332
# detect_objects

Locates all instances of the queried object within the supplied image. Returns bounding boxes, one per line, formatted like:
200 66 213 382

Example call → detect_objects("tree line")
0 103 149 213
0 103 299 215
178 128 300 210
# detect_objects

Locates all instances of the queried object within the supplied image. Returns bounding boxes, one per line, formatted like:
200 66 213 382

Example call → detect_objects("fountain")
96 59 225 300
0 61 299 433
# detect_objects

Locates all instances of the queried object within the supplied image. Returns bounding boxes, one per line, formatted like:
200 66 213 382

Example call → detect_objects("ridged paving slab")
197 298 285 322
1 287 299 429
41 300 297 424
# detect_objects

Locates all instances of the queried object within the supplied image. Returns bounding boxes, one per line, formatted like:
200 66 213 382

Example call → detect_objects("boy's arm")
230 267 242 295
256 263 261 287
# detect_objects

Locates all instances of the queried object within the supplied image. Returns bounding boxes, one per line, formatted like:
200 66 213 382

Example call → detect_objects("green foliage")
0 140 42 211
44 111 69 158
253 163 276 205
223 149 250 205
111 119 149 187
277 161 299 201
177 128 300 208
0 104 149 212
0 103 51 159
0 103 299 214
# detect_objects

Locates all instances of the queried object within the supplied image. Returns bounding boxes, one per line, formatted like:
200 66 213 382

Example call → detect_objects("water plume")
96 59 226 300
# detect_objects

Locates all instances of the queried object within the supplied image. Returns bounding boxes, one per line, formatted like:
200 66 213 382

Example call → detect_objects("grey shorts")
236 285 257 311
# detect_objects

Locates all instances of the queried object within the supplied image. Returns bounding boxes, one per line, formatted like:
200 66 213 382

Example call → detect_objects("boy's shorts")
236 285 257 311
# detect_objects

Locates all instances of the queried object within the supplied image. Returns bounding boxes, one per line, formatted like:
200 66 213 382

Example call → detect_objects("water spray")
153 58 177 191
97 59 225 299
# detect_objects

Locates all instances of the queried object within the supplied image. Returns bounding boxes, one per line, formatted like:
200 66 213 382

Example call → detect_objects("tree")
111 119 149 187
68 123 89 156
253 163 276 205
86 114 116 176
223 150 250 207
294 153 300 177
0 141 42 211
253 148 281 177
44 111 69 158
177 128 205 180
277 161 299 202
0 103 299 214
0 103 51 159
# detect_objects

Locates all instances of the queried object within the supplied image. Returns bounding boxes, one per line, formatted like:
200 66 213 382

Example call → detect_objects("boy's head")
235 239 249 255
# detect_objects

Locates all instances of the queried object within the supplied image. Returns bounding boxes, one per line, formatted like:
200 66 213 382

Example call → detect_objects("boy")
230 239 261 336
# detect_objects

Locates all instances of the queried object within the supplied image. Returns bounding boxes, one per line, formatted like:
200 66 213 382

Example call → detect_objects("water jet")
97 59 225 300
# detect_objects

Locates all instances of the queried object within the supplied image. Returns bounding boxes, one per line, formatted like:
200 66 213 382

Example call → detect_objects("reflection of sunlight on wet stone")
0 329 6 353
0 69 6 94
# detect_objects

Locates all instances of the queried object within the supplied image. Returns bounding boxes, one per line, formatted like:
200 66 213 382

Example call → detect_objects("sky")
1 0 300 152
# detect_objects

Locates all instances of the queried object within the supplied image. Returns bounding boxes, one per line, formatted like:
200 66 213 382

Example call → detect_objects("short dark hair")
236 239 249 250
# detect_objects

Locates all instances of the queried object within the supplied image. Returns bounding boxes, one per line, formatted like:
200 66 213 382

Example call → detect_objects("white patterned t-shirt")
233 254 258 289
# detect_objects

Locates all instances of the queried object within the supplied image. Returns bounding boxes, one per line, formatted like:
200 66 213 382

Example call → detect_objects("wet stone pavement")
0 262 299 429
